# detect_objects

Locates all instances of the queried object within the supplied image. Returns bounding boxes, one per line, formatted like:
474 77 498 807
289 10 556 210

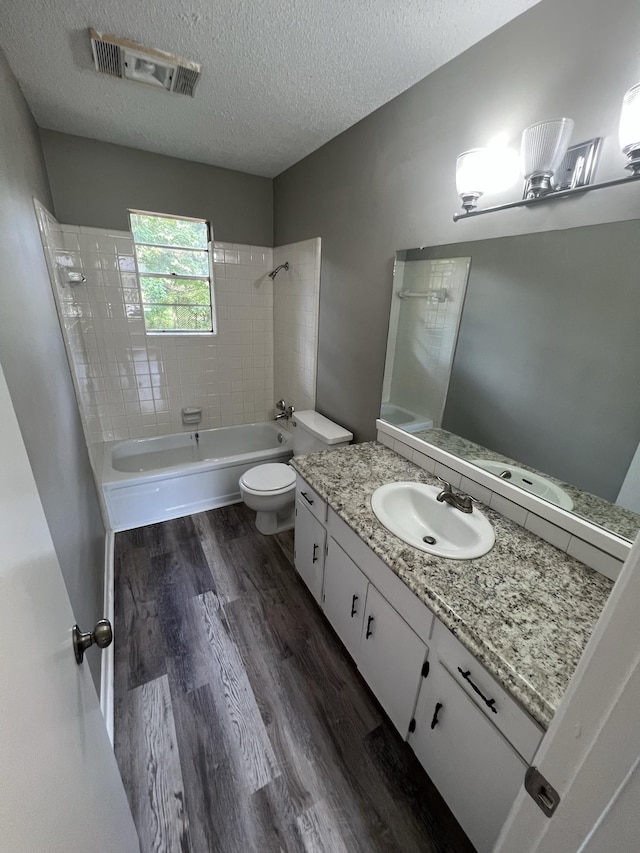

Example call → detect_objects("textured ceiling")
1 0 541 177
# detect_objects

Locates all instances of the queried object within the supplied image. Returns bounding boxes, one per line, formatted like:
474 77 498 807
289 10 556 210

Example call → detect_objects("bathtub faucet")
275 400 295 421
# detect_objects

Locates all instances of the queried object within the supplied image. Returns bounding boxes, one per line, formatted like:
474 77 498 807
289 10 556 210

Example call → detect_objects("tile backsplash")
36 202 319 444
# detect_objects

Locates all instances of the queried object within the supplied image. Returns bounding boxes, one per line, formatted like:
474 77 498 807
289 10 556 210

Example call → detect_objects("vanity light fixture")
619 82 640 175
521 118 574 198
454 82 640 221
456 149 492 213
456 147 519 212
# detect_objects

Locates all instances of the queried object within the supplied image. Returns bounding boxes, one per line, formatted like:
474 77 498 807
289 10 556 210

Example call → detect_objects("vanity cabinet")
409 660 527 853
293 474 543 852
323 537 428 735
294 499 326 604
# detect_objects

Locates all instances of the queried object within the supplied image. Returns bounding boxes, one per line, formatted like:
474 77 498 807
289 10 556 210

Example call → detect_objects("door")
357 583 427 736
294 498 327 603
323 537 369 660
0 363 139 853
410 660 526 853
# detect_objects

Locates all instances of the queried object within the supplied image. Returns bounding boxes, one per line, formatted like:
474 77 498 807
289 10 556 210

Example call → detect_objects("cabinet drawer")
433 620 544 762
295 476 327 524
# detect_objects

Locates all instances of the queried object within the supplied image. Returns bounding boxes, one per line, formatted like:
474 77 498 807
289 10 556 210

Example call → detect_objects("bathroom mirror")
381 219 640 541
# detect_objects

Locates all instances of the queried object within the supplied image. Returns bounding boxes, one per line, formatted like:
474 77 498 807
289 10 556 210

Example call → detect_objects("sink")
371 481 495 560
469 460 574 510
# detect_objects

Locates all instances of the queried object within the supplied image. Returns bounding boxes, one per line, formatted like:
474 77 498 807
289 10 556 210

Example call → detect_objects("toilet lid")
242 463 295 491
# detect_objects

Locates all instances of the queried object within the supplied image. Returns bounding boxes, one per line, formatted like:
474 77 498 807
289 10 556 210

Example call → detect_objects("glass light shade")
619 83 640 155
521 118 574 179
456 149 492 196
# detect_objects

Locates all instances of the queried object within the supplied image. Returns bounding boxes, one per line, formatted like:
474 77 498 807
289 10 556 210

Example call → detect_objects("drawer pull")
457 667 497 714
312 543 319 563
350 594 358 617
300 491 314 506
430 702 443 729
365 615 374 639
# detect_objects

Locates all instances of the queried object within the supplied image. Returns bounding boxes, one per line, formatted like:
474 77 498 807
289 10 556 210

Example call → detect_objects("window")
129 210 215 333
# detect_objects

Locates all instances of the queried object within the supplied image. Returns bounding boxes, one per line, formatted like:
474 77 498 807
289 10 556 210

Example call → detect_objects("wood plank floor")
114 504 475 853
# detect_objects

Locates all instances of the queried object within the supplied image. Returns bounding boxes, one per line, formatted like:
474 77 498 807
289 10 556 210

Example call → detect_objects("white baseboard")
100 530 115 745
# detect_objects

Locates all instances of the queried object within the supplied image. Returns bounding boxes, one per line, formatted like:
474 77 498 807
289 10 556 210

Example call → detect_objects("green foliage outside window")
129 212 214 333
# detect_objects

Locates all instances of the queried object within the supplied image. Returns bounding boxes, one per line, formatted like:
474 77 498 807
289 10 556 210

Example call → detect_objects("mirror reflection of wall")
380 219 640 541
382 255 470 431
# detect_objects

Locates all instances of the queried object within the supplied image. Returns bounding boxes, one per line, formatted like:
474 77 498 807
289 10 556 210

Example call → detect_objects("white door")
0 363 139 853
323 537 369 660
357 583 427 737
294 499 327 603
410 660 526 853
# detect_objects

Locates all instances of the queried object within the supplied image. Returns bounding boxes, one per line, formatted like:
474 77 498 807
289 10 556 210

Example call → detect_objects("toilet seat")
240 463 296 495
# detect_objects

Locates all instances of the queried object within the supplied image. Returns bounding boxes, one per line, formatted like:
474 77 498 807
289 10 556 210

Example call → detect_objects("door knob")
72 618 113 664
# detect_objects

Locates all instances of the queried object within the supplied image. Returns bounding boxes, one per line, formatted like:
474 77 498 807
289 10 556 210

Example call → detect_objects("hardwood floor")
114 504 475 853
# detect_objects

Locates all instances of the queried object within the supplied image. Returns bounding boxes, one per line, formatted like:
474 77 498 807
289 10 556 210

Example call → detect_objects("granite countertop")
291 442 613 729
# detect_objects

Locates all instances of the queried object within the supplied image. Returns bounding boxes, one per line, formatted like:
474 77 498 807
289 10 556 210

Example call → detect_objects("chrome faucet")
275 399 295 421
436 482 474 513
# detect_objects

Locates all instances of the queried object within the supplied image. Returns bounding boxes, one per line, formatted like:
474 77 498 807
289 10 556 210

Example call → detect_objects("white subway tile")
490 493 528 527
567 538 624 581
459 476 493 506
525 514 572 552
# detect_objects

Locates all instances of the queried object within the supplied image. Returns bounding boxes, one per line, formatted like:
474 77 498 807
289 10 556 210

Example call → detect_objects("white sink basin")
469 460 574 510
371 481 495 560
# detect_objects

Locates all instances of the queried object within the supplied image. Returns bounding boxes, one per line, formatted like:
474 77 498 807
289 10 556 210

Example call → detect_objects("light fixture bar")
453 172 640 221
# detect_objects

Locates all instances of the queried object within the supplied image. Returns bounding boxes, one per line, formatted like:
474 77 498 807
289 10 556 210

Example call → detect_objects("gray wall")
274 0 640 442
41 130 274 245
415 223 640 501
0 50 105 688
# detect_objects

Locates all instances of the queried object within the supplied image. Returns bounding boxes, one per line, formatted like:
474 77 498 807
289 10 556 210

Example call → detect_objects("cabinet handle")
430 702 443 729
365 615 374 638
350 594 358 617
300 491 314 506
457 667 497 714
312 543 319 563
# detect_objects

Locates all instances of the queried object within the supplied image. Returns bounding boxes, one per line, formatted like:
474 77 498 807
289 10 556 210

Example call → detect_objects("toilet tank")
291 410 353 455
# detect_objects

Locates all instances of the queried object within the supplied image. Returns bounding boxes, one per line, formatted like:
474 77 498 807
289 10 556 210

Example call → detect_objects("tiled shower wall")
384 257 470 427
273 238 321 413
36 202 319 445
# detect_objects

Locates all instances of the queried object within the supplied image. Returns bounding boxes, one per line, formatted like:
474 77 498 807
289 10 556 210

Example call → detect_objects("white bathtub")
380 402 433 433
97 422 293 531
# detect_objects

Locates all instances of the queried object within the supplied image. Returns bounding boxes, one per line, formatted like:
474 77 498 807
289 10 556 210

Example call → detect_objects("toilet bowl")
240 410 352 535
239 462 297 535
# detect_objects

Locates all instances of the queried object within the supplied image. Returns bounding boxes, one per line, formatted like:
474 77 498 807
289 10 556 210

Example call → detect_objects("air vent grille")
173 66 201 97
92 38 122 77
88 28 200 97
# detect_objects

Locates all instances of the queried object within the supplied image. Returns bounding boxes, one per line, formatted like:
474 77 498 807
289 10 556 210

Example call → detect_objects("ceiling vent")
89 29 201 97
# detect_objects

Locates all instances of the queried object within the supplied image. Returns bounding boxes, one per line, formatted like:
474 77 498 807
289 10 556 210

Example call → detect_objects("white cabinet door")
323 537 369 661
410 660 526 853
357 583 427 737
294 499 327 603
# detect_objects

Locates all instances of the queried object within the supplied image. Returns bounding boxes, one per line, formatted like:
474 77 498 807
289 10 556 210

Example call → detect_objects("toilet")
240 410 352 534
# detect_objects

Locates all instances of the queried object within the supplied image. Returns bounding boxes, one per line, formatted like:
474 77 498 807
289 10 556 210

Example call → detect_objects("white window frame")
129 209 216 335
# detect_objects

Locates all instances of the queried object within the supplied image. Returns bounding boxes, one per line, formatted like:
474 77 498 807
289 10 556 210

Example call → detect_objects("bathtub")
97 422 293 531
380 402 433 433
